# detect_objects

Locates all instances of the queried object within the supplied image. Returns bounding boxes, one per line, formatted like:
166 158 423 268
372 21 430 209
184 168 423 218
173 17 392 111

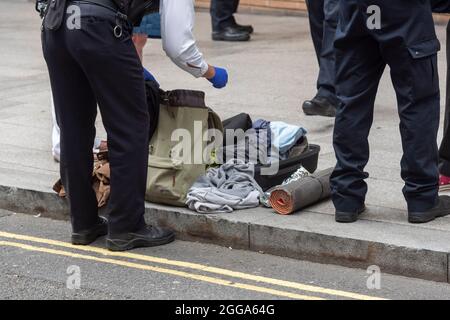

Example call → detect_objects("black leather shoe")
336 205 366 223
106 225 175 251
302 96 337 117
212 26 251 42
234 23 254 34
72 216 108 245
408 196 450 224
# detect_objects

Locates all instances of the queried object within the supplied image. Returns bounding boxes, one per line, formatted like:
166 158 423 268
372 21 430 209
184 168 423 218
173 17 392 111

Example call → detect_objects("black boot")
335 205 366 223
212 26 251 42
106 225 175 251
234 23 254 34
302 96 337 117
72 216 108 245
408 196 450 224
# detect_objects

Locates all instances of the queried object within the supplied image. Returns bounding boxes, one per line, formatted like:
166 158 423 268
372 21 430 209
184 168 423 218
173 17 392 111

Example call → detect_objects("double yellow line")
0 231 385 300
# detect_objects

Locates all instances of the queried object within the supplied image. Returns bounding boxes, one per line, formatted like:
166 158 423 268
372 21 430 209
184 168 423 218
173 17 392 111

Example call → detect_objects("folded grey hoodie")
186 160 264 213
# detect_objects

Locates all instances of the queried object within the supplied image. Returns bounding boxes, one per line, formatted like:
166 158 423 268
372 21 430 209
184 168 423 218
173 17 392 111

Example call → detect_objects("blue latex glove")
143 67 159 86
207 67 228 89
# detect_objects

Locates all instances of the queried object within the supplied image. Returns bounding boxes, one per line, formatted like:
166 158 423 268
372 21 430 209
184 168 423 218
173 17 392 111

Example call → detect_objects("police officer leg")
371 0 446 221
305 0 325 64
375 1 450 223
231 0 253 34
210 0 249 41
316 0 339 105
381 41 440 215
332 45 385 221
67 17 150 235
438 21 450 179
210 0 237 32
303 0 339 117
331 2 386 222
42 30 100 235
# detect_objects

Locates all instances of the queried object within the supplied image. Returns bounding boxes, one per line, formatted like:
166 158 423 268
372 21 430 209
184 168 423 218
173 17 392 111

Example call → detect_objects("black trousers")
210 0 240 31
305 0 339 105
42 3 150 234
331 0 440 213
439 21 450 176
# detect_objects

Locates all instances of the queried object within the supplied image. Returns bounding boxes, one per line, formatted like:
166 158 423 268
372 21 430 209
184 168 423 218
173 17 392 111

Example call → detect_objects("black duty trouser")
210 0 240 32
439 21 450 176
305 0 339 105
42 3 150 234
331 0 440 213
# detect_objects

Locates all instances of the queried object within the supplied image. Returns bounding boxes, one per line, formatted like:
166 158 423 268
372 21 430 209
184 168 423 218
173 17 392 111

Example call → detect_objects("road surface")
1 210 450 300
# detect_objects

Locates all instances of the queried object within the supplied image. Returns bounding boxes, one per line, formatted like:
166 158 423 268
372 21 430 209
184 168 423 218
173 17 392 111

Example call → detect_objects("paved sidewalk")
2 0 450 282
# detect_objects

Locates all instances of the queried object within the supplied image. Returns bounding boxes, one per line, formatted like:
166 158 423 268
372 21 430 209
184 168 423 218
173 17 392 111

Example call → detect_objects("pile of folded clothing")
220 113 309 165
185 113 323 214
186 159 264 213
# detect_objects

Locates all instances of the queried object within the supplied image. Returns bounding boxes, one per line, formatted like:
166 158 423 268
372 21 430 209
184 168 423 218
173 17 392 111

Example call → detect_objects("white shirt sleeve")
160 0 209 78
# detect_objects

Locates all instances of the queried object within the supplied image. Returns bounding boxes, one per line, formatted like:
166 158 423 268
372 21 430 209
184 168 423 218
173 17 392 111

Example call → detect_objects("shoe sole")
335 212 359 223
302 107 336 117
106 234 175 252
302 107 336 118
408 211 450 224
439 184 450 193
212 35 250 42
335 207 366 223
72 230 107 246
238 29 254 34
408 209 450 224
408 214 435 224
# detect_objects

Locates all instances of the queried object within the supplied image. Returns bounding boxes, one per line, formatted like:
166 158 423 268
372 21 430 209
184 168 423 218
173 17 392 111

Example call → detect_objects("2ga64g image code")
218 304 276 316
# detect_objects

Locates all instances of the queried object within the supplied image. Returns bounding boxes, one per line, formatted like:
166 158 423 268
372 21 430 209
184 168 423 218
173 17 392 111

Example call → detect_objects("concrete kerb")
0 183 448 283
0 185 70 220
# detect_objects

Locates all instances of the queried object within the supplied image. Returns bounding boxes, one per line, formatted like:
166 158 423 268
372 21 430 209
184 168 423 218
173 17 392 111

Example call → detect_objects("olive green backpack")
145 89 222 206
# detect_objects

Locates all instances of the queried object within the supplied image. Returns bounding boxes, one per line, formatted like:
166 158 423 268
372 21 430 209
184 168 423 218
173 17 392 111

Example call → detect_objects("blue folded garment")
270 121 307 158
133 13 161 39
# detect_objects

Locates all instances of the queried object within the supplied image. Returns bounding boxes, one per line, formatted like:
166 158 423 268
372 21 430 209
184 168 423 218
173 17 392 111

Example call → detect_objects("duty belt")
69 0 128 38
70 0 120 11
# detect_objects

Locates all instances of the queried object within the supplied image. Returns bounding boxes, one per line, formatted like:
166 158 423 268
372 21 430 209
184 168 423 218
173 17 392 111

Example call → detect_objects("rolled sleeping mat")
269 167 333 215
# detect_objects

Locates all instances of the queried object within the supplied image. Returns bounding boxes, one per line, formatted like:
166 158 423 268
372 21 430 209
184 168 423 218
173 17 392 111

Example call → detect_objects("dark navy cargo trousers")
431 1 450 176
42 3 150 234
438 22 450 176
305 0 339 105
331 0 441 213
210 0 240 32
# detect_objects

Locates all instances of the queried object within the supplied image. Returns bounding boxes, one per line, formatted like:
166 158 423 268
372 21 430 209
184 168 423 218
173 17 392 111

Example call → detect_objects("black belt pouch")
44 0 67 31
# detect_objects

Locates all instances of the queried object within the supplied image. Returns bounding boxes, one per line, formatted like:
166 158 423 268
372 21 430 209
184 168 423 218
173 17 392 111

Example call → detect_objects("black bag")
222 113 253 149
254 144 320 191
43 0 67 31
222 113 253 132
